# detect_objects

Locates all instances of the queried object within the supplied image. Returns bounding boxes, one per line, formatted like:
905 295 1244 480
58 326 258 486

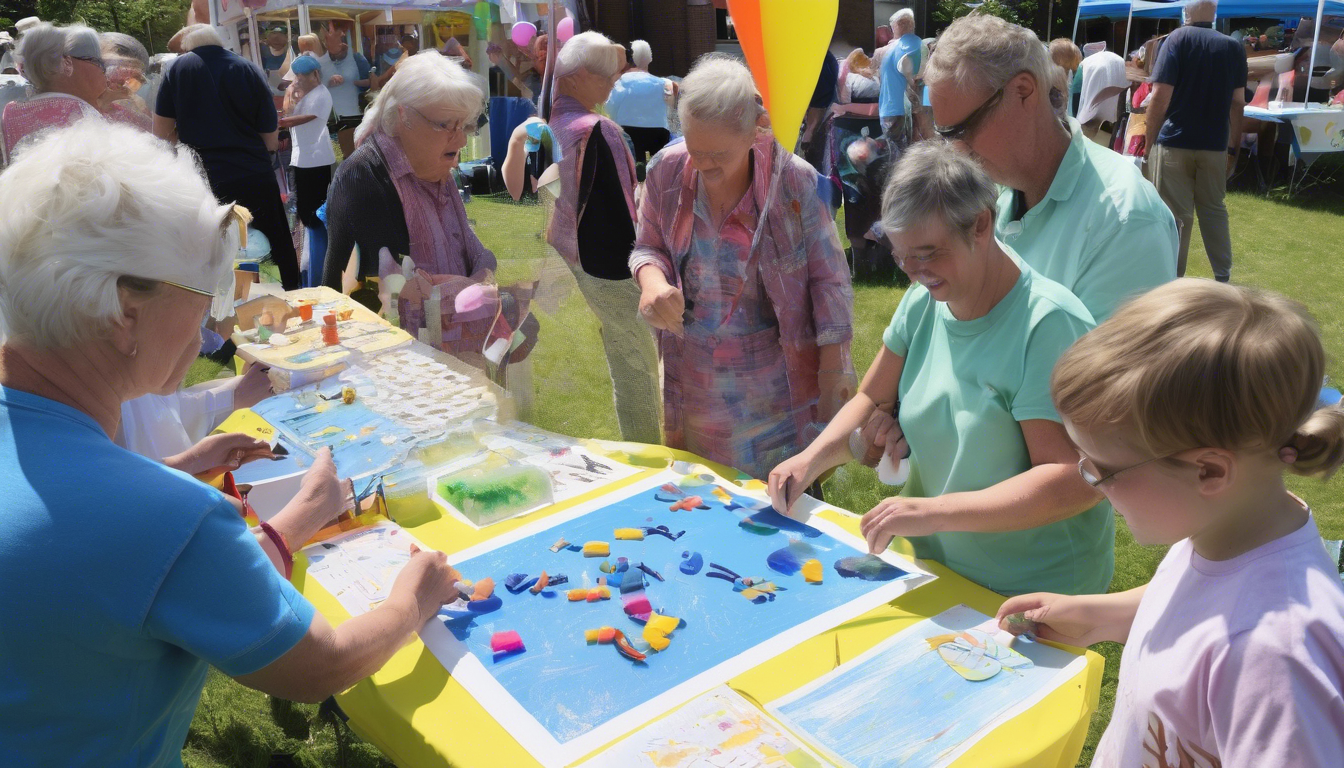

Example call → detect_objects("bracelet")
259 521 293 580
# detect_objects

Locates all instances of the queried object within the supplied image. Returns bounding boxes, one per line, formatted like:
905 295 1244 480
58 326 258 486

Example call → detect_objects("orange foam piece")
530 571 549 594
471 577 495 600
585 626 618 644
669 495 704 512
567 588 588 601
586 586 611 602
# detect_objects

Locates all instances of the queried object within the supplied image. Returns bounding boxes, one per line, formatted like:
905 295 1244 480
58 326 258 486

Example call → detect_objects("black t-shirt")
1152 23 1248 152
575 129 636 281
155 45 278 185
810 52 839 109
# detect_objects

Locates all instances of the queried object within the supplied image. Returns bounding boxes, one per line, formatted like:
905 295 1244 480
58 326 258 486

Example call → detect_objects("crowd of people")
1 6 1343 767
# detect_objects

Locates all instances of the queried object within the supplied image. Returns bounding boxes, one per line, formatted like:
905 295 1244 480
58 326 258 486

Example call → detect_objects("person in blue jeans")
0 121 461 767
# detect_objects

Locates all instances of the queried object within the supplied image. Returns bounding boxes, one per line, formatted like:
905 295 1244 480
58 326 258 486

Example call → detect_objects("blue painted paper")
251 384 413 479
769 604 1084 768
442 478 917 745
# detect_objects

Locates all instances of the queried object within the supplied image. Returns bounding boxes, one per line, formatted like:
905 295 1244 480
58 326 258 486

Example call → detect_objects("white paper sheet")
300 520 428 617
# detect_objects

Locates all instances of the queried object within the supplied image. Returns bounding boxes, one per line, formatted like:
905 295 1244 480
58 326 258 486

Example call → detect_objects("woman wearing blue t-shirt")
769 141 1114 596
0 122 462 765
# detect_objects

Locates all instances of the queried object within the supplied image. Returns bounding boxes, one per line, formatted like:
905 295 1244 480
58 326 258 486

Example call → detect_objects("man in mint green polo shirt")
923 15 1177 322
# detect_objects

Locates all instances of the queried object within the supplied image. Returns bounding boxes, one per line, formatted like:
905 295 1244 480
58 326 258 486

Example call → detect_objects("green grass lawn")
185 187 1343 767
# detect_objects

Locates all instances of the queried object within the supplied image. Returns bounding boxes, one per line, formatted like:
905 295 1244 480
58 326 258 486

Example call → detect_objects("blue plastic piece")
467 595 503 613
619 567 646 594
679 551 704 575
505 573 538 593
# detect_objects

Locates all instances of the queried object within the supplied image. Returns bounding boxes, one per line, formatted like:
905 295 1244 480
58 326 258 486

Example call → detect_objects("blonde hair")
1053 280 1344 479
1049 38 1082 73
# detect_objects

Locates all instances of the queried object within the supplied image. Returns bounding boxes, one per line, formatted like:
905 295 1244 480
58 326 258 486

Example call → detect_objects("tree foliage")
24 0 189 53
934 0 1042 29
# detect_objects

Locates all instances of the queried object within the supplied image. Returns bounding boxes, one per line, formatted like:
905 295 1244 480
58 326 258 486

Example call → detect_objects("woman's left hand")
860 496 940 553
166 432 274 478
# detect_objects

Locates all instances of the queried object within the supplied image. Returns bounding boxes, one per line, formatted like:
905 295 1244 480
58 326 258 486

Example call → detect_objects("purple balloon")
510 21 537 48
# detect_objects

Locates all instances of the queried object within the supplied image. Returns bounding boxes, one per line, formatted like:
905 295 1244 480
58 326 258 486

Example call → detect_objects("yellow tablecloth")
286 444 1103 768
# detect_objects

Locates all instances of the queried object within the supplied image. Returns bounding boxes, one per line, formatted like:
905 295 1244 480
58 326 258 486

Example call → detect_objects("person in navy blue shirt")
1144 0 1247 282
154 24 302 289
0 121 462 767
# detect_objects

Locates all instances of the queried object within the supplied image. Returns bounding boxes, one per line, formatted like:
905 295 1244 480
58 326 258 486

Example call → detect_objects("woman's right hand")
996 593 1110 647
636 267 685 336
858 407 907 467
767 452 816 515
391 545 462 625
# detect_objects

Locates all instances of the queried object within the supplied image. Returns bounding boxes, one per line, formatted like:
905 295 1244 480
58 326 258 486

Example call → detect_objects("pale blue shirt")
995 119 1178 321
879 33 921 118
0 386 315 767
605 70 669 130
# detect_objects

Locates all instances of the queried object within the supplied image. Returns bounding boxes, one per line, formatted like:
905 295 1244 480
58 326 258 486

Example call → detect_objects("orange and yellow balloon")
726 0 838 147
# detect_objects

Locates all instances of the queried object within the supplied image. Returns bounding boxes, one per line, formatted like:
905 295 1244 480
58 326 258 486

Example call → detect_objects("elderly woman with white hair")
770 140 1114 597
0 22 149 165
542 31 662 444
605 39 674 165
633 53 854 481
323 51 498 359
0 122 460 762
923 14 1176 323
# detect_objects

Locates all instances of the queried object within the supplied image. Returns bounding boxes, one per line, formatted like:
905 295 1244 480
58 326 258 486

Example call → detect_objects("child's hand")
997 593 1112 647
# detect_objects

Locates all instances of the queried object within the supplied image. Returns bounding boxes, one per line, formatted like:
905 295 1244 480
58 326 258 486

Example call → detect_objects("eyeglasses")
933 84 1007 142
408 105 477 136
895 249 944 267
160 279 216 297
69 55 106 72
1077 453 1175 488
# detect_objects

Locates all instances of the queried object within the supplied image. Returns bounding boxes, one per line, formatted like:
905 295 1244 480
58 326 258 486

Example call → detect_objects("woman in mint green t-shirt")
769 142 1115 596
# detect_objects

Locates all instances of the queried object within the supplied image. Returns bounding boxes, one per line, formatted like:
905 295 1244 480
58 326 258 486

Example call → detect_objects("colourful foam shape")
834 555 908 581
598 560 615 573
586 586 611 602
679 551 704 575
614 528 644 540
645 613 679 635
567 588 588 601
623 594 652 617
613 630 647 662
505 573 537 593
530 571 550 594
549 573 569 586
470 577 494 601
802 558 823 584
739 508 823 538
669 495 707 511
490 630 524 654
467 595 502 614
583 541 610 557
619 568 646 594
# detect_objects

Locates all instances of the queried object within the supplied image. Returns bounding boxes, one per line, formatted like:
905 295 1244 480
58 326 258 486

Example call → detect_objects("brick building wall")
587 0 716 77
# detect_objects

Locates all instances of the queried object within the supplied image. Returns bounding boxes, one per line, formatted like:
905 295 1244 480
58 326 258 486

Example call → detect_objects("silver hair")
356 51 484 145
554 30 625 79
631 39 653 68
678 53 761 136
881 140 998 243
0 121 237 349
179 24 225 52
891 8 916 33
924 14 1054 99
100 31 149 68
15 23 98 93
1184 0 1217 20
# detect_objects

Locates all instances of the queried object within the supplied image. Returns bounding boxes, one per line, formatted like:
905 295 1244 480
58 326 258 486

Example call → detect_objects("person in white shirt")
317 23 372 158
279 53 334 287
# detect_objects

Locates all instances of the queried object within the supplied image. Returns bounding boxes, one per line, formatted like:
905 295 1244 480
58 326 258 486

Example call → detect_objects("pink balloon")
556 17 574 43
510 21 537 48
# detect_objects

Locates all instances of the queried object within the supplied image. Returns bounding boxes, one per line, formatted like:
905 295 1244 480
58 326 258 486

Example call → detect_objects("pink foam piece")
622 594 652 616
491 630 525 654
455 283 489 313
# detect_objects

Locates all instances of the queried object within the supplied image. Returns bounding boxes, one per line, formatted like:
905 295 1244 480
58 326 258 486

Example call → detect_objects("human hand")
767 452 817 515
858 407 906 468
277 448 345 534
636 269 684 336
166 432 274 477
390 544 462 625
329 75 344 87
232 364 274 410
859 495 937 553
996 593 1111 646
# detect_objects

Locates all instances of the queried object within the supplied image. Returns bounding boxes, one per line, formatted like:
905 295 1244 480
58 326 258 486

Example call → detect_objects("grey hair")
631 39 652 68
356 51 484 145
179 24 225 52
678 53 761 136
554 31 625 79
16 23 98 92
924 14 1054 99
0 121 237 348
1184 0 1217 20
891 8 916 33
881 140 998 242
100 31 148 68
